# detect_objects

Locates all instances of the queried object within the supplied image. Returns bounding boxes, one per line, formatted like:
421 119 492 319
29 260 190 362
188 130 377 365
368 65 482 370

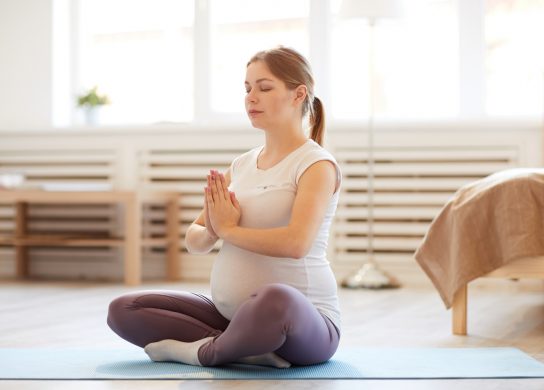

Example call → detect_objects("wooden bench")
0 189 181 285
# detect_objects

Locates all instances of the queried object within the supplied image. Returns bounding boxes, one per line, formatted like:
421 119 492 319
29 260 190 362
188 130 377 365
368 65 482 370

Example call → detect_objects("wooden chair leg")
124 195 141 286
15 202 29 278
165 196 180 281
452 284 468 335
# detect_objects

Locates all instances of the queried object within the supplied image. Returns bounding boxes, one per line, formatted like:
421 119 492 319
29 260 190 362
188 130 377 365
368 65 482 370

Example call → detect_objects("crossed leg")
107 290 229 347
107 284 339 367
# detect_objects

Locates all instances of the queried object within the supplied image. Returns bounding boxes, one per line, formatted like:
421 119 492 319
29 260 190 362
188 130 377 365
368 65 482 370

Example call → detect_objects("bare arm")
185 168 231 254
209 160 337 259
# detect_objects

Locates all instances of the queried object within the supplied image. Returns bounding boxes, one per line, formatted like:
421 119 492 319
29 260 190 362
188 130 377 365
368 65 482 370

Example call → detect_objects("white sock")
144 337 213 366
236 352 291 368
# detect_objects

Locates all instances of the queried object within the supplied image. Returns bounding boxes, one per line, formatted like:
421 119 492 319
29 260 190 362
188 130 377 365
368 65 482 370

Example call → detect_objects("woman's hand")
203 173 219 239
206 169 241 238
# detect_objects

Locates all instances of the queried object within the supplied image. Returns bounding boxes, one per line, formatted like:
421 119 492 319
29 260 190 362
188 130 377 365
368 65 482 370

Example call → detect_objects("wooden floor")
1 278 543 389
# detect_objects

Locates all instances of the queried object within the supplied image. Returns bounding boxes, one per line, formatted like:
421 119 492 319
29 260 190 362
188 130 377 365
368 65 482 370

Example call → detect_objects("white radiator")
332 144 518 282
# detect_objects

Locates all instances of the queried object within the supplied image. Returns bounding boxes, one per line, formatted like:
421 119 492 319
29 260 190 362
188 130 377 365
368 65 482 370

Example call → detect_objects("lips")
248 109 263 117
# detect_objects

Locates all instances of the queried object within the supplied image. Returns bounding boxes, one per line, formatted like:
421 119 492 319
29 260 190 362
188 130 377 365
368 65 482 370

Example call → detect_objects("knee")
106 293 137 333
253 284 301 320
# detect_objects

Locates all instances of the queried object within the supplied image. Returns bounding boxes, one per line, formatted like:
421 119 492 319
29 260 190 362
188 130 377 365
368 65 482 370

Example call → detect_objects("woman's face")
244 60 303 130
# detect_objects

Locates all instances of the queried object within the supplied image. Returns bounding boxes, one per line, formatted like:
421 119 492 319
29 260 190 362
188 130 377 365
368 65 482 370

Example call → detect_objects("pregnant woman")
107 46 342 368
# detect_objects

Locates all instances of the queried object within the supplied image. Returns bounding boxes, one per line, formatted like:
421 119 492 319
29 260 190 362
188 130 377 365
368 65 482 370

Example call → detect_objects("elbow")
290 249 307 260
184 230 197 254
185 238 213 255
287 236 312 259
185 226 214 255
184 238 198 255
185 241 213 255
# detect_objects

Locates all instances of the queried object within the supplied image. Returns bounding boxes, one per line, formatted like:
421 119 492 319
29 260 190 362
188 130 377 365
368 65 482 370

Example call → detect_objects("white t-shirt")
210 138 342 330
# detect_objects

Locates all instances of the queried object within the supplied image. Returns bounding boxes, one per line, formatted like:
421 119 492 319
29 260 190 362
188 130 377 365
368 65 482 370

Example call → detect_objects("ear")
293 85 307 105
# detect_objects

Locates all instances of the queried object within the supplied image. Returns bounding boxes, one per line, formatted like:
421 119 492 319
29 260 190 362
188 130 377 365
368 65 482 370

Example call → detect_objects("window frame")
61 0 540 127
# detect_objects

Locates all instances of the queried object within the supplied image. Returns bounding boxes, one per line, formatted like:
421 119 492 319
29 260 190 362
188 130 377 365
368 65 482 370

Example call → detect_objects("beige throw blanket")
414 168 544 308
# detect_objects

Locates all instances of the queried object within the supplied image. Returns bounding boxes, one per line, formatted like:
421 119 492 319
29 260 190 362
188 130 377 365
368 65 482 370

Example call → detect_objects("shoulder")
295 140 342 191
298 140 338 165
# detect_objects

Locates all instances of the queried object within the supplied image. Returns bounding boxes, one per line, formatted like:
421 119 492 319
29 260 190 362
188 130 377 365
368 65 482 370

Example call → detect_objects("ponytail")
309 96 325 146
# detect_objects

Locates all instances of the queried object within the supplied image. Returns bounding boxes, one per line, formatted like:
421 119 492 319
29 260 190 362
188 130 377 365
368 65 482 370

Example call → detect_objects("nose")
246 89 258 104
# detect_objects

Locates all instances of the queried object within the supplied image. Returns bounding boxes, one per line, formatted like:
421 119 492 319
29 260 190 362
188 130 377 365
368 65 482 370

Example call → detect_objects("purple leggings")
107 283 340 366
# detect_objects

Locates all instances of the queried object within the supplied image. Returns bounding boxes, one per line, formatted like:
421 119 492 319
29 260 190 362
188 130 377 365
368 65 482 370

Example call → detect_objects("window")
76 0 194 125
485 0 544 116
209 0 310 115
330 0 459 120
59 0 544 127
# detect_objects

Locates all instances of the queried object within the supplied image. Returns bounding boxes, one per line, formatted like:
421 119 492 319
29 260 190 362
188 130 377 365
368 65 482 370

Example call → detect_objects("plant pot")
83 106 101 126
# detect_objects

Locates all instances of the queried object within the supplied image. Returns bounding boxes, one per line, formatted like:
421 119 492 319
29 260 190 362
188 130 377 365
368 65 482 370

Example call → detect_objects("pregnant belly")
210 244 304 320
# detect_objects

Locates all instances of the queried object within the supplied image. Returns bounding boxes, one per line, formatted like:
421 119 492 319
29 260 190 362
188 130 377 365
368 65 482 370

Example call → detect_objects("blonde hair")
247 46 325 146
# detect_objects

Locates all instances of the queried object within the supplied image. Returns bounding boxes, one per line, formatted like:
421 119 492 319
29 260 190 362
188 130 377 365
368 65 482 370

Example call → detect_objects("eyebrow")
244 78 274 85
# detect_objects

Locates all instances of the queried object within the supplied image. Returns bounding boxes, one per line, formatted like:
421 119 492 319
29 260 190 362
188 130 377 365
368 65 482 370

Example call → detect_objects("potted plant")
76 86 110 125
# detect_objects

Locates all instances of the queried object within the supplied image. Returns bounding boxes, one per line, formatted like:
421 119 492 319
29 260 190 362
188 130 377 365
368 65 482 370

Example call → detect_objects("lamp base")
341 262 401 289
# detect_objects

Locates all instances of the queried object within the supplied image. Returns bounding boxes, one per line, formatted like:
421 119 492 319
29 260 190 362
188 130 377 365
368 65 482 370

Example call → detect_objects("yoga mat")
1 347 544 380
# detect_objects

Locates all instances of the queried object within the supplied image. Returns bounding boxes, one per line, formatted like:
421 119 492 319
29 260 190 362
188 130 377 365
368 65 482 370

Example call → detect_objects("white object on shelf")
0 172 25 189
41 182 113 192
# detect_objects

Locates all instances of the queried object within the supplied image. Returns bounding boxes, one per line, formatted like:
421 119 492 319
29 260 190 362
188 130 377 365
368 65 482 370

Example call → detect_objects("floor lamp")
339 0 403 289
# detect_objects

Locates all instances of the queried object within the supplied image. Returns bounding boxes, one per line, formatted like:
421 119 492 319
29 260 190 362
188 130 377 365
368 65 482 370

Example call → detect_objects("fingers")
209 172 220 202
209 170 228 202
205 186 214 208
204 187 219 238
230 191 240 210
204 185 210 209
206 170 222 205
218 172 227 195
206 173 212 203
215 170 228 201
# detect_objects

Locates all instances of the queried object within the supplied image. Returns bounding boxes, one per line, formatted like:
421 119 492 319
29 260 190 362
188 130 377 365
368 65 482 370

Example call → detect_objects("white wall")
0 0 53 129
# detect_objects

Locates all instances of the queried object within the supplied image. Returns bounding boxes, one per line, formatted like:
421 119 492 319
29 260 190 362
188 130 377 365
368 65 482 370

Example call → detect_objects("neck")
262 123 308 156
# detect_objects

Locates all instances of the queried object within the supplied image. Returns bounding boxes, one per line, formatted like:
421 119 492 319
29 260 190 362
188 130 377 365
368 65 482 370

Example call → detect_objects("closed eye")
245 88 272 94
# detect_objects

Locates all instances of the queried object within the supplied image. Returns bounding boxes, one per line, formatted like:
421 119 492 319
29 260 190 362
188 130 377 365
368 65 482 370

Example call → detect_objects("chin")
248 118 266 130
250 123 266 131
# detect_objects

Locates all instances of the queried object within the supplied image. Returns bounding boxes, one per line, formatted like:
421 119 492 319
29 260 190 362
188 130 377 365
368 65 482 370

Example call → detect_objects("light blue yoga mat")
1 347 544 380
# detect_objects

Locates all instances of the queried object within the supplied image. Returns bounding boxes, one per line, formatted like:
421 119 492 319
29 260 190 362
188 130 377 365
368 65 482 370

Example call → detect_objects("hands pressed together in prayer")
204 169 241 239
